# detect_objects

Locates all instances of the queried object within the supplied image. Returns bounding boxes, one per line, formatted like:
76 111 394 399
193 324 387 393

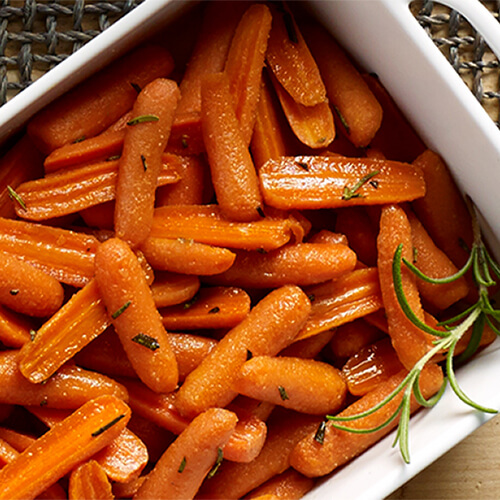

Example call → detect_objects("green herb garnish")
130 82 142 93
333 105 350 135
178 457 187 473
132 333 160 351
127 114 159 126
207 448 223 479
9 289 19 296
111 300 131 319
141 154 148 171
278 385 289 401
314 420 327 445
342 171 380 201
208 307 220 314
92 414 126 437
7 185 27 210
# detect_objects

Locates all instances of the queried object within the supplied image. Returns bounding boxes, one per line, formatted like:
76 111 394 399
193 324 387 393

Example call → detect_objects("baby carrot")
280 329 336 360
307 229 348 246
135 408 238 500
223 411 267 463
68 460 114 500
0 438 18 468
201 72 263 222
0 395 130 500
0 428 35 453
114 78 180 247
27 44 174 153
151 272 200 309
246 469 315 500
235 356 347 415
175 285 311 419
95 237 178 393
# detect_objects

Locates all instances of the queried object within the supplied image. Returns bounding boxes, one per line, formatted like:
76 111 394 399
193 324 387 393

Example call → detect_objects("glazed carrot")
408 209 469 310
151 205 302 251
270 72 335 149
223 411 267 463
151 272 200 309
114 79 180 247
0 303 38 349
412 150 473 268
296 267 384 341
235 356 347 415
135 408 238 500
290 364 443 477
113 476 146 499
19 280 110 383
160 286 251 331
266 4 326 107
302 22 383 147
170 334 218 381
0 135 44 218
14 157 179 221
27 44 174 153
80 201 115 230
207 243 357 289
224 3 273 146
378 204 435 370
198 408 320 500
69 460 114 500
95 238 178 393
0 438 18 468
201 72 263 221
307 229 348 246
0 395 130 500
246 469 315 500
280 329 336 359
342 338 404 396
140 237 235 275
0 428 35 453
335 207 378 267
0 351 127 408
0 217 99 287
259 155 426 210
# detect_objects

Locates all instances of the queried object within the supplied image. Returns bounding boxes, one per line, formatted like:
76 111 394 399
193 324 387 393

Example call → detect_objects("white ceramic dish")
2 1 500 499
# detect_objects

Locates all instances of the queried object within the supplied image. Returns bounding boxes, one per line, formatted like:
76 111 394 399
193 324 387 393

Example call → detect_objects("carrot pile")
0 2 490 499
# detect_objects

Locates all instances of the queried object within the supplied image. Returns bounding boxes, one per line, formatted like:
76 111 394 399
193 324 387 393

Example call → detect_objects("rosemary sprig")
342 171 380 201
327 200 500 463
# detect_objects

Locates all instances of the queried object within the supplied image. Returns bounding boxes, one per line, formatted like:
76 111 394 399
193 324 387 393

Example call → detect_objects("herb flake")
92 414 126 437
208 306 220 314
207 448 223 479
141 154 148 171
278 385 289 401
314 420 327 445
127 114 159 126
342 171 380 201
132 333 160 351
7 185 27 210
178 457 187 473
111 300 131 319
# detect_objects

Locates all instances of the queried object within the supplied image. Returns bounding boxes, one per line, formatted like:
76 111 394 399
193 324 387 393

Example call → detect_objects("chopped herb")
7 185 27 210
333 105 350 135
183 293 199 310
141 154 148 171
314 420 327 445
207 448 224 479
413 247 418 264
92 414 126 437
127 114 159 126
317 137 326 144
208 306 220 314
178 457 187 473
132 333 160 351
296 161 309 171
177 237 194 245
369 180 379 189
106 155 121 162
111 300 131 319
181 135 189 148
130 82 142 93
278 385 289 401
458 237 470 253
256 206 265 218
40 398 48 407
247 349 253 360
342 170 380 201
72 135 86 143
307 293 316 303
30 329 37 341
257 248 268 254
9 289 19 296
283 11 298 43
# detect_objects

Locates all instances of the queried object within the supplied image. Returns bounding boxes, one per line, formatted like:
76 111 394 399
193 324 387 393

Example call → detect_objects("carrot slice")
246 469 315 500
0 395 130 500
160 286 250 331
0 217 99 287
69 460 114 500
259 155 426 210
95 238 178 393
27 44 174 153
224 3 273 146
296 267 384 341
201 72 263 222
114 79 180 247
207 243 357 289
151 272 200 309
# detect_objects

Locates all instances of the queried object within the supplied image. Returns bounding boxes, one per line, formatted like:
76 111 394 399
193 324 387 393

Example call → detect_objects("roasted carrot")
135 408 238 500
160 286 250 331
201 72 263 222
207 242 357 289
307 229 348 246
113 476 146 499
290 364 443 477
0 395 130 500
27 44 174 153
0 304 33 348
95 237 178 393
114 79 180 247
280 329 336 359
0 428 35 453
69 460 114 500
224 3 273 146
246 469 315 500
235 356 347 415
150 204 302 251
80 201 115 230
175 285 311 419
302 22 383 147
0 438 18 468
19 280 109 383
259 155 425 210
151 272 200 309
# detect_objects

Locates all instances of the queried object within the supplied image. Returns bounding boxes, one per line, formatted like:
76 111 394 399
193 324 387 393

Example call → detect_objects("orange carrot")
296 267 384 341
0 306 38 354
307 229 348 246
235 356 347 415
224 3 273 146
0 395 130 500
0 428 35 453
19 280 110 383
0 217 99 287
79 201 115 230
69 460 114 500
259 155 426 210
201 72 263 221
290 364 443 477
114 79 180 247
207 243 357 289
302 22 383 147
160 286 250 331
151 272 200 309
140 237 235 275
27 44 174 153
0 350 127 408
176 286 311 419
279 329 336 359
113 476 146 499
246 469 315 500
0 438 18 468
95 237 178 393
135 408 238 500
